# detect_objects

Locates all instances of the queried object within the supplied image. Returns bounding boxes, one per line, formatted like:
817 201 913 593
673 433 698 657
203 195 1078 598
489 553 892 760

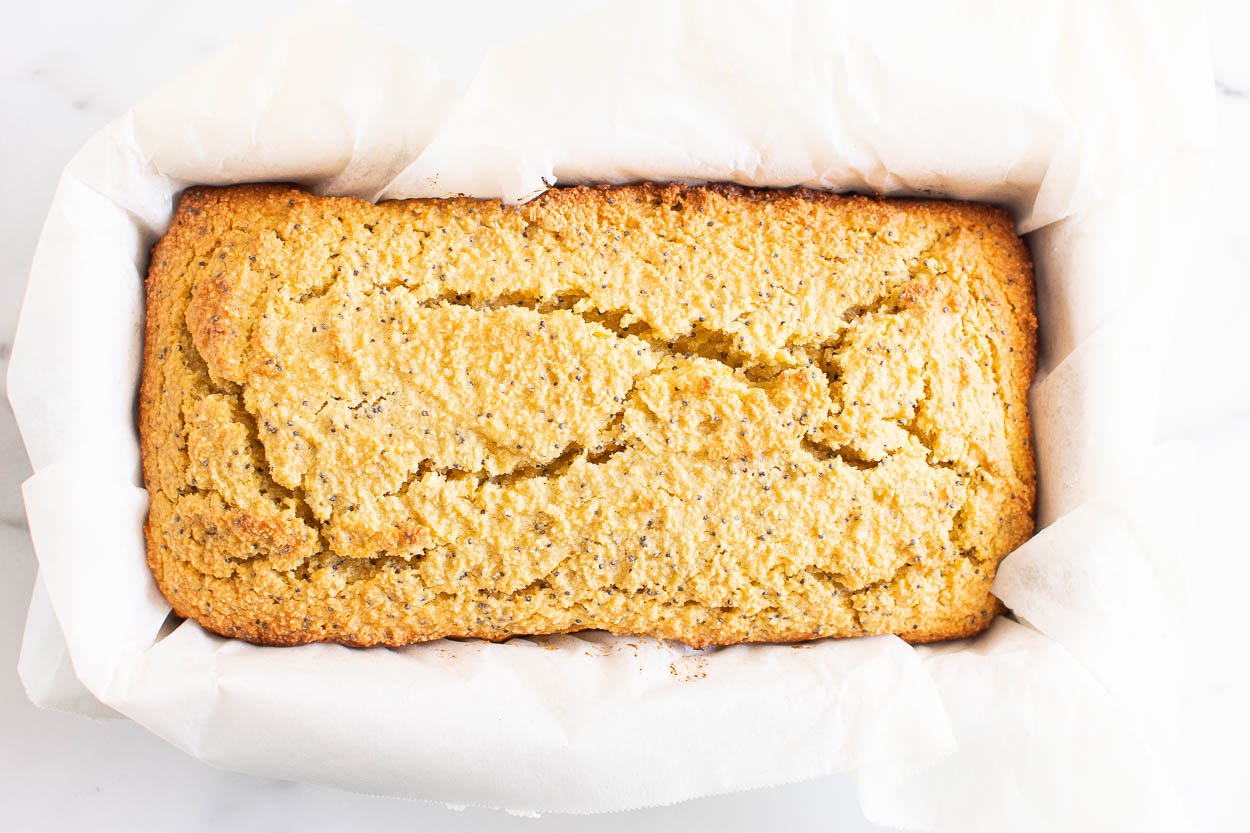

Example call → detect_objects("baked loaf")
140 183 1036 647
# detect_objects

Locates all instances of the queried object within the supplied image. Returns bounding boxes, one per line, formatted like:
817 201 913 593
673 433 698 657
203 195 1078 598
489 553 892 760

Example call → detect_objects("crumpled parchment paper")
8 2 1213 829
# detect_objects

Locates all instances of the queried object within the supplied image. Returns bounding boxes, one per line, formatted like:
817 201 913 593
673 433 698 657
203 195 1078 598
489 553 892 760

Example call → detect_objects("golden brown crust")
140 183 1036 648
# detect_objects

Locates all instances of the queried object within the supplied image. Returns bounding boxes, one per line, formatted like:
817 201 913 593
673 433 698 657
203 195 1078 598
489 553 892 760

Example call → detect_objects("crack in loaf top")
140 182 1037 647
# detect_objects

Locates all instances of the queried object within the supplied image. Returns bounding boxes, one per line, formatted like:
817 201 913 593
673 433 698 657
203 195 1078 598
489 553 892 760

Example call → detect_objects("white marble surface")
2 2 1247 830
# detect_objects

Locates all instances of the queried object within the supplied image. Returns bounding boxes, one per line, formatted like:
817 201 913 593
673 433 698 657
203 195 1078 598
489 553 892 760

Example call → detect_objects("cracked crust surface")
140 183 1036 647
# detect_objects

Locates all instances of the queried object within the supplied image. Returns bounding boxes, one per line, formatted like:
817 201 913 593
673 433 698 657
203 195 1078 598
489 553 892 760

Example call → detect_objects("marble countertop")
3 2 1247 831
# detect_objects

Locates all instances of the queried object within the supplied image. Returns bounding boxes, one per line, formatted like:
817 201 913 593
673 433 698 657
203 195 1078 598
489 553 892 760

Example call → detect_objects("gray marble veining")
1217 79 1247 97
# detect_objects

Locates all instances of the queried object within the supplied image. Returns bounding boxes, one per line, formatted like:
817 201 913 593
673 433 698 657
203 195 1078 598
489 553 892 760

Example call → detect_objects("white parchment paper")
8 1 1213 829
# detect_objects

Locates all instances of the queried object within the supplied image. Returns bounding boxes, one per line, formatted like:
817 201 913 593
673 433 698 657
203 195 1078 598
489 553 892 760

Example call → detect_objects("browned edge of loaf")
139 181 1037 649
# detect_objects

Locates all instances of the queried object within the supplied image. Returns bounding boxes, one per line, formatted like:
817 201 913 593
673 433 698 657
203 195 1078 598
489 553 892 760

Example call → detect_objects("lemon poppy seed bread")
139 183 1036 647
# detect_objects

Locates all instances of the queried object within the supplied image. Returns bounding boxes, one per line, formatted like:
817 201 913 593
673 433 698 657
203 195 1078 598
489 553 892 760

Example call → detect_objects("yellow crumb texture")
140 183 1036 647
